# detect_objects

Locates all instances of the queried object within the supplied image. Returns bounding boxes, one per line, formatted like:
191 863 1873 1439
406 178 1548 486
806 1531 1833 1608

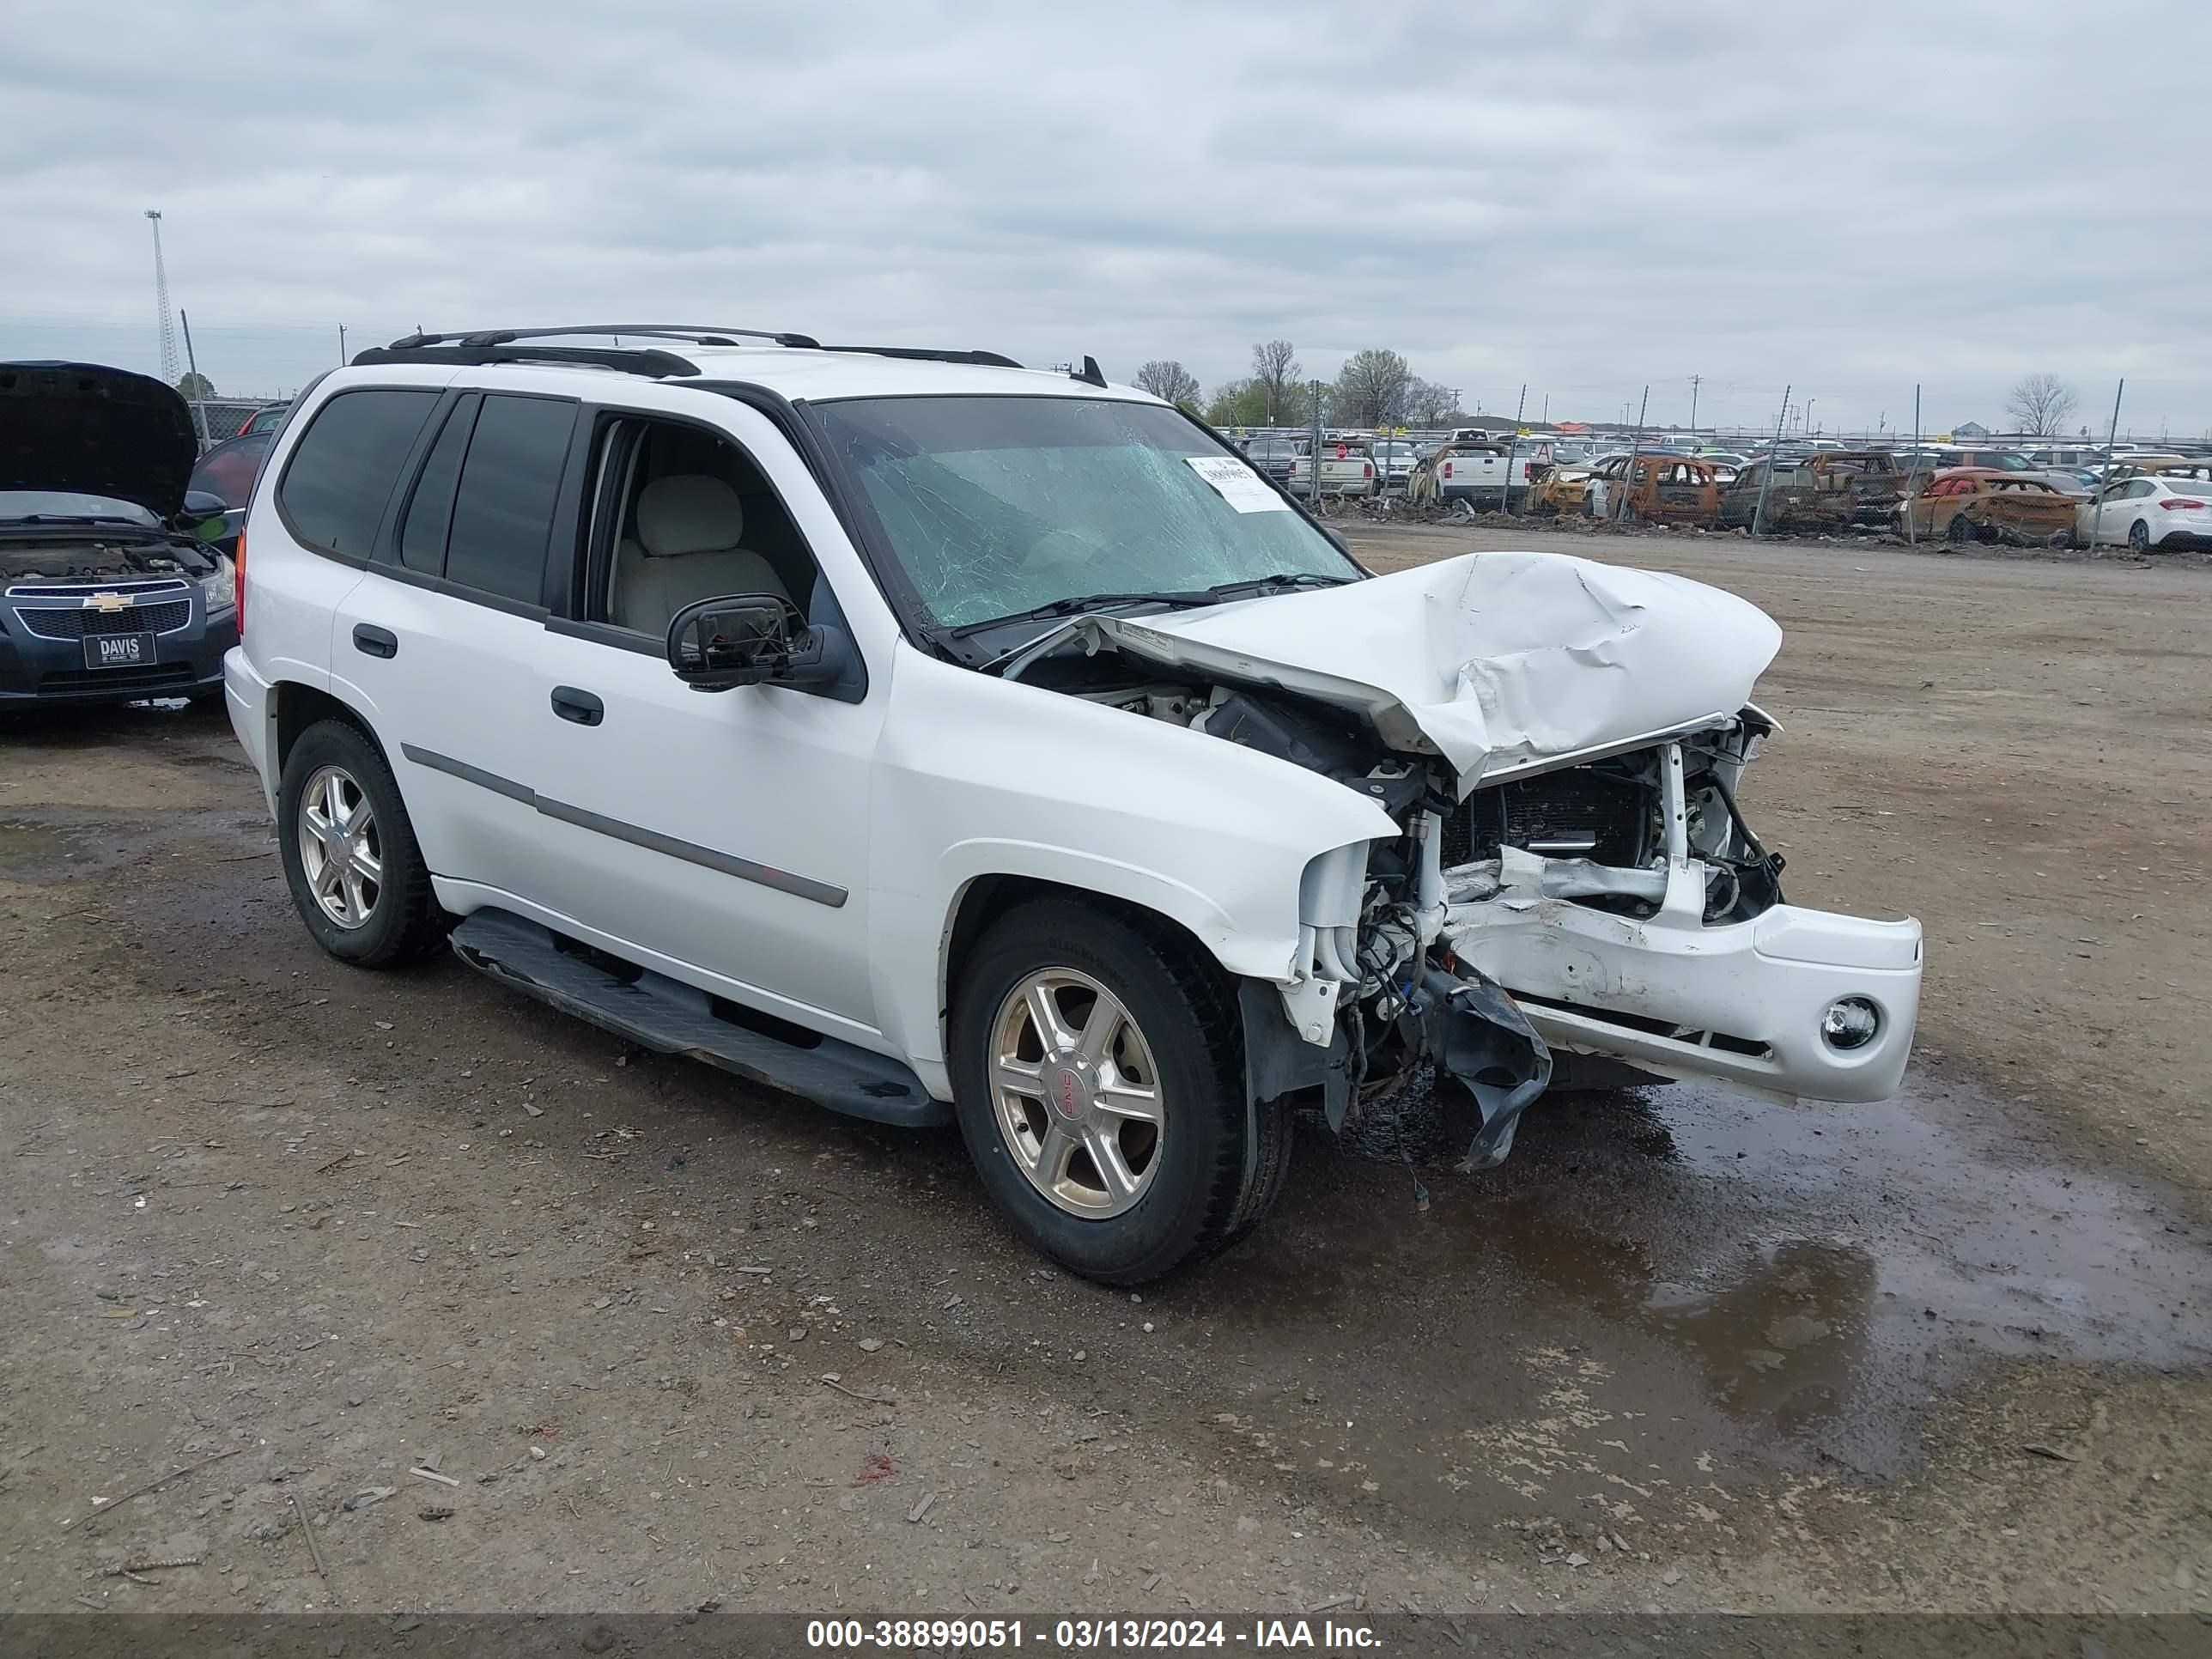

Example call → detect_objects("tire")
1946 513 1975 545
277 717 448 968
2130 519 2151 554
949 897 1285 1285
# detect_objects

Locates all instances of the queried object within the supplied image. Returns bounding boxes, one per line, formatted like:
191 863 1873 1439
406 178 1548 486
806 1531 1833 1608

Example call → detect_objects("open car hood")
0 361 199 521
1079 551 1784 795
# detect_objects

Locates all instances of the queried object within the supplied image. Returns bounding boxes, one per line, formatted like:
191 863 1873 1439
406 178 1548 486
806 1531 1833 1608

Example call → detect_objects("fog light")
1820 996 1881 1051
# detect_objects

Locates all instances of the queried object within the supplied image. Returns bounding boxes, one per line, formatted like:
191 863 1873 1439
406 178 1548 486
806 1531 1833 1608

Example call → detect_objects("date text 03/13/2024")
805 1618 1382 1650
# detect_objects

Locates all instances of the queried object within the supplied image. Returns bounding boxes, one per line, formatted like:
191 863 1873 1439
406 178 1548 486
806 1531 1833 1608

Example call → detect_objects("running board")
448 910 949 1128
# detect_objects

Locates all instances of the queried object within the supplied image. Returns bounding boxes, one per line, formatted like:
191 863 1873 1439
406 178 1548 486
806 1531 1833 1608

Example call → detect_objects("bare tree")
1405 378 1462 428
1134 360 1202 410
2006 373 2079 438
1332 349 1413 429
1250 340 1302 424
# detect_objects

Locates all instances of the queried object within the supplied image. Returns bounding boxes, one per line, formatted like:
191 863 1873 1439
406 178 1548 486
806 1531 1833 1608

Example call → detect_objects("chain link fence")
185 399 276 453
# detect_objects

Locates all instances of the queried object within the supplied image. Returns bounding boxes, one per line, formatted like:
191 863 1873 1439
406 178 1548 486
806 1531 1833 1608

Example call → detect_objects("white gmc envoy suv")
224 325 1922 1284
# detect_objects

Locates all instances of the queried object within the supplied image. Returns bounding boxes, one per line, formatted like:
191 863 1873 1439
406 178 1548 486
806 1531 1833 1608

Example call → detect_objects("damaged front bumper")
1268 732 1922 1170
1443 860 1921 1105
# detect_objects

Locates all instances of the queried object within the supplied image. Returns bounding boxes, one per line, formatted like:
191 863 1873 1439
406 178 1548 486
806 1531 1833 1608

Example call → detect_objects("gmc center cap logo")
1043 1062 1086 1121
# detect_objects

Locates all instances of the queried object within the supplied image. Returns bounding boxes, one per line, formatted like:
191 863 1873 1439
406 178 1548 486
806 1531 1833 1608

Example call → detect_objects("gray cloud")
3 0 2204 437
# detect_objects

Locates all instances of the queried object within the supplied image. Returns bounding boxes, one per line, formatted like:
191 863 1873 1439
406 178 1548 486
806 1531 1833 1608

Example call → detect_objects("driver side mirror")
180 489 229 538
665 593 851 695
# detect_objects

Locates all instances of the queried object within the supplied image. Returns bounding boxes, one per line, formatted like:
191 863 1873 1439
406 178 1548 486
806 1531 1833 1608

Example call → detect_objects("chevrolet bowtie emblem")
87 592 131 613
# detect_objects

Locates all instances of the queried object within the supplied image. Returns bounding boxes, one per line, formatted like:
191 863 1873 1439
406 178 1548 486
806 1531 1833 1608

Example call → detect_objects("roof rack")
386 324 823 350
356 325 1030 380
351 343 702 379
811 344 1024 369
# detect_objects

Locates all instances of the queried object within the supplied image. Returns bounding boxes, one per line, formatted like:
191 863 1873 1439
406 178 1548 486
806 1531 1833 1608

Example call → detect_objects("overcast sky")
3 1 2205 438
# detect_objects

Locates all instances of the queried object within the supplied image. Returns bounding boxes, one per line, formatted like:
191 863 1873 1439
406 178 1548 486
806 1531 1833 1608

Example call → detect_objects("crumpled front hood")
0 361 199 521
1085 550 1784 793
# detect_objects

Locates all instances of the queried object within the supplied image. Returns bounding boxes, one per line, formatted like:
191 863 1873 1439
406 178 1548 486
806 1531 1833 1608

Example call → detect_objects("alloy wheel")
297 764 383 929
988 969 1164 1218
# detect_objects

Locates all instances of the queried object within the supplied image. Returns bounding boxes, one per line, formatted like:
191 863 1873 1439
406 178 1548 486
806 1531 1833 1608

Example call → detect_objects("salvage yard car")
1717 451 1909 532
1238 433 1301 489
1368 439 1418 492
1406 441 1521 507
2079 475 2212 552
2 361 240 707
184 427 276 556
1904 468 2080 546
1285 437 1375 498
1581 453 1721 526
222 326 1922 1284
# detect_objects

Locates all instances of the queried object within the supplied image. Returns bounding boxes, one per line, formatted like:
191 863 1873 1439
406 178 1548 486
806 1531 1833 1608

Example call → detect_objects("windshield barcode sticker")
1187 455 1291 514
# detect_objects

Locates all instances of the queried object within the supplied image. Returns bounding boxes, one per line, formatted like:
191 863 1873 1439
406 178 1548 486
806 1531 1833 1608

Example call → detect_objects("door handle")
352 623 398 659
550 686 605 726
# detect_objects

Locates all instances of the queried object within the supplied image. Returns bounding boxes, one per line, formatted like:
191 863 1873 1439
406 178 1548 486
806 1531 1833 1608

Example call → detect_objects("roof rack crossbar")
351 343 701 380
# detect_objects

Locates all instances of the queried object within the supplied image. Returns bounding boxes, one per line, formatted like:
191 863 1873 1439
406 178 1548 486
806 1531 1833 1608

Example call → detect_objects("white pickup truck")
1286 438 1376 498
1409 441 1553 506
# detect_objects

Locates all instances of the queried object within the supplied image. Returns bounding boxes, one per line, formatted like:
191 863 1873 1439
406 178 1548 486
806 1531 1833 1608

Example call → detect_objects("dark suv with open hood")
2 362 240 707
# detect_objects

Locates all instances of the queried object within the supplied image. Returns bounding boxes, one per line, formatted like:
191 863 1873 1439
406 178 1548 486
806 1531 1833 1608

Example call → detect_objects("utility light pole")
145 210 180 386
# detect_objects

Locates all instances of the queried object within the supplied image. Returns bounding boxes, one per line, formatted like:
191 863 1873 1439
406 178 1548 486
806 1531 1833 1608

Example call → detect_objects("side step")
449 910 950 1128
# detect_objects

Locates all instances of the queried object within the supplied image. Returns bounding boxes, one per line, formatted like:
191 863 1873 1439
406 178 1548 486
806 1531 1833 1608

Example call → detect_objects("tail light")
2160 498 2205 510
1442 461 1454 479
234 526 246 635
1364 462 1373 477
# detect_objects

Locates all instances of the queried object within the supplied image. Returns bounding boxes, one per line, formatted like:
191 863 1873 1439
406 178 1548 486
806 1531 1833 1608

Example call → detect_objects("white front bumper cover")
1443 857 1921 1104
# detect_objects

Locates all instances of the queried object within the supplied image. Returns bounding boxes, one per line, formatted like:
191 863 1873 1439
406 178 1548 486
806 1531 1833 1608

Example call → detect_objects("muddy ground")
2 529 2207 1620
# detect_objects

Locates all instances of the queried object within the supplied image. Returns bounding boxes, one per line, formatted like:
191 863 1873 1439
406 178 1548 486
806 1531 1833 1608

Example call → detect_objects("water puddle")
0 817 100 877
1182 1071 2209 1522
0 807 271 885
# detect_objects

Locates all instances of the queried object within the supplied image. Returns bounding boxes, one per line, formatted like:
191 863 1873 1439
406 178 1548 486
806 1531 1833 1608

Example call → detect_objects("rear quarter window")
276 389 442 557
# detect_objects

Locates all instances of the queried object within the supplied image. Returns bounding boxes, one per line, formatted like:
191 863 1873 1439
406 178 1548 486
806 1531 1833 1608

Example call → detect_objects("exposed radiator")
1443 763 1649 868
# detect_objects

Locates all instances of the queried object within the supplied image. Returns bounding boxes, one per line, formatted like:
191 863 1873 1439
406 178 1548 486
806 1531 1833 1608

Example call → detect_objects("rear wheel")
949 899 1285 1284
278 718 447 967
1946 513 1976 545
2130 519 2152 553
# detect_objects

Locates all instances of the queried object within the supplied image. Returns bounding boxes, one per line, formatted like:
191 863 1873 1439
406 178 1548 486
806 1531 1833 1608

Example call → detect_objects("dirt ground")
2 528 2207 1620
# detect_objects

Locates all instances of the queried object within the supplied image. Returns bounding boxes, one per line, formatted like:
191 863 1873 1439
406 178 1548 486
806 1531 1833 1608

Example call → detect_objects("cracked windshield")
812 395 1355 629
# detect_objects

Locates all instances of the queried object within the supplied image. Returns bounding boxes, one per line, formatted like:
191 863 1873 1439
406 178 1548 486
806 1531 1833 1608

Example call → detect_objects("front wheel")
949 899 1287 1284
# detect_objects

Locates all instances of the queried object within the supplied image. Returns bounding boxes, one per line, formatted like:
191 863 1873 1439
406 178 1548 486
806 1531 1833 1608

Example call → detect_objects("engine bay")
0 535 218 585
1013 640 1794 1170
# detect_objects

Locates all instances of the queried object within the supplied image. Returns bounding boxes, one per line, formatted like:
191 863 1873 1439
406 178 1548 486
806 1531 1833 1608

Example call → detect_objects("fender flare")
933 837 1305 995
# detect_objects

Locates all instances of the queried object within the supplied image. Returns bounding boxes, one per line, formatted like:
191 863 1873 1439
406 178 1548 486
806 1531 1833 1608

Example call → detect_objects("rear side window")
276 390 441 556
443 395 575 605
